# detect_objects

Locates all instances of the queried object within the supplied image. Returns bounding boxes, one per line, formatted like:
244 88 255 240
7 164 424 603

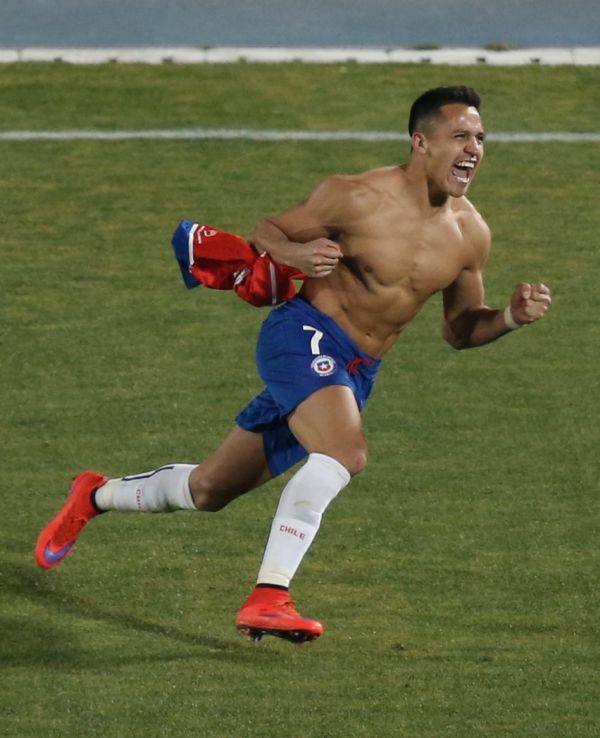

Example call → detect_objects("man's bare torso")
299 166 489 357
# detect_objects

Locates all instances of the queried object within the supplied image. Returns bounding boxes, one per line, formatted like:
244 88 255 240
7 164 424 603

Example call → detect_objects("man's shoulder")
451 195 481 216
451 197 489 234
326 166 403 203
324 165 400 189
314 167 396 214
450 198 491 262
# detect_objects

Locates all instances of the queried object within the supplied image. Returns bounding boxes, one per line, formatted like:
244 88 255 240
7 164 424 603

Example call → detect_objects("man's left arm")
442 223 551 349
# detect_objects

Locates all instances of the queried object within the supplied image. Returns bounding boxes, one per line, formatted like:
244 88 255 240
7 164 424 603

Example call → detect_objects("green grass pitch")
1 62 599 737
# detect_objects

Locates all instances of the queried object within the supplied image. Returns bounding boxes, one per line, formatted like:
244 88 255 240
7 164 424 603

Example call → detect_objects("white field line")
0 128 598 142
1 47 600 66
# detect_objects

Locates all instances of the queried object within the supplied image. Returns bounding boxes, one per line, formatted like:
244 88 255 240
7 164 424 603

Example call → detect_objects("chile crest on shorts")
311 354 337 377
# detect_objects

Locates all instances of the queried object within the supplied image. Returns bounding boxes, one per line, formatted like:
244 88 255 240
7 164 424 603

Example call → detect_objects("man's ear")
411 132 428 155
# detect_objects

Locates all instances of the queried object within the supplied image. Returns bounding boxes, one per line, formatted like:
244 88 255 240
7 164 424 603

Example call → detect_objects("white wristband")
503 305 521 331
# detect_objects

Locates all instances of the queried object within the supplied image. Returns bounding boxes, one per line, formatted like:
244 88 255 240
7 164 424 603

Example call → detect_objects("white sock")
94 464 197 512
257 453 351 588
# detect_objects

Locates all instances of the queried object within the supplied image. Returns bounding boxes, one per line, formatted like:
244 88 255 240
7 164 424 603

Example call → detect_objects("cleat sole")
237 624 320 644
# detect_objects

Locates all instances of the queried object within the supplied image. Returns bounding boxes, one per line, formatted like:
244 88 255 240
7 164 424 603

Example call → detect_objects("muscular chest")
341 208 468 296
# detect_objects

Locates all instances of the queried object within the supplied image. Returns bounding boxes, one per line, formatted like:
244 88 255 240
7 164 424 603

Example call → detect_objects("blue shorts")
236 295 382 477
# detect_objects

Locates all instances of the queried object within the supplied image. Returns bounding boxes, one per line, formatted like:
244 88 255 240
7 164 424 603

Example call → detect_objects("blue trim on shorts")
236 295 381 477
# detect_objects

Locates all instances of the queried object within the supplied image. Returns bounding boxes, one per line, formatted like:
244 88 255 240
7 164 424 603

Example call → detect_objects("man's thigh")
287 385 367 475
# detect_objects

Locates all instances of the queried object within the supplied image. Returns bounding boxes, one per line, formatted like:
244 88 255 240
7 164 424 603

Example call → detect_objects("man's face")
419 103 485 198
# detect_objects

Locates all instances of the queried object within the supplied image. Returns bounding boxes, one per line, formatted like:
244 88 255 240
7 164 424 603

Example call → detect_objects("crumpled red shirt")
185 223 305 307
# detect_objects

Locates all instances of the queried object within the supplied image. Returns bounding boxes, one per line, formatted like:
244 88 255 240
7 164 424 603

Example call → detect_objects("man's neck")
402 160 450 213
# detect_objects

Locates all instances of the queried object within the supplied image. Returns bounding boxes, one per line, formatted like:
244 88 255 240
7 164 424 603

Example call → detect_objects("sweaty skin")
250 104 551 356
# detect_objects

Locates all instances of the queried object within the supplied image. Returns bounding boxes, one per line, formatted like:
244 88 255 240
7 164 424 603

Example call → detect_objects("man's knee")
188 467 229 512
188 460 268 511
187 429 272 511
335 443 368 477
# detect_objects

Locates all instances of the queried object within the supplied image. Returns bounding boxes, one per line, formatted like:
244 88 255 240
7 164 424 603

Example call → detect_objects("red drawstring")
346 357 375 375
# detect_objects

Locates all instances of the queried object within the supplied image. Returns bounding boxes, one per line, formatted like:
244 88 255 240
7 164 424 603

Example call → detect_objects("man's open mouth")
451 160 476 184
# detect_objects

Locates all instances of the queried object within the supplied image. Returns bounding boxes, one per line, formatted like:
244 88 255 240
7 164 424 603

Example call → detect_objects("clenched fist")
509 282 552 326
295 238 343 278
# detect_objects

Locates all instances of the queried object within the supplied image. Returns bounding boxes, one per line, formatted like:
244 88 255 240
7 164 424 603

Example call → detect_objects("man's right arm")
249 177 346 278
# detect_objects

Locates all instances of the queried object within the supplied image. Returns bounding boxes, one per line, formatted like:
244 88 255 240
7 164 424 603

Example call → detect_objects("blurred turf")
0 62 598 132
1 63 599 738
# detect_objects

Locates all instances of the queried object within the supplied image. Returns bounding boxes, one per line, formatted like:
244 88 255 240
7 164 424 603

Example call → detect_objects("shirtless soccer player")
35 86 551 644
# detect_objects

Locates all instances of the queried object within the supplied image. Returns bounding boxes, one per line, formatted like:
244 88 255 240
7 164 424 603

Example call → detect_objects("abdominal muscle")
299 266 426 358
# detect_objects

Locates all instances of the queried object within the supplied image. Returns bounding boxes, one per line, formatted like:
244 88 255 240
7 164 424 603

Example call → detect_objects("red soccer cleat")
236 586 324 644
34 471 108 570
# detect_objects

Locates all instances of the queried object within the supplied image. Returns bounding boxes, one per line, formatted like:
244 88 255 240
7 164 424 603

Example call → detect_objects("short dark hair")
408 86 481 135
